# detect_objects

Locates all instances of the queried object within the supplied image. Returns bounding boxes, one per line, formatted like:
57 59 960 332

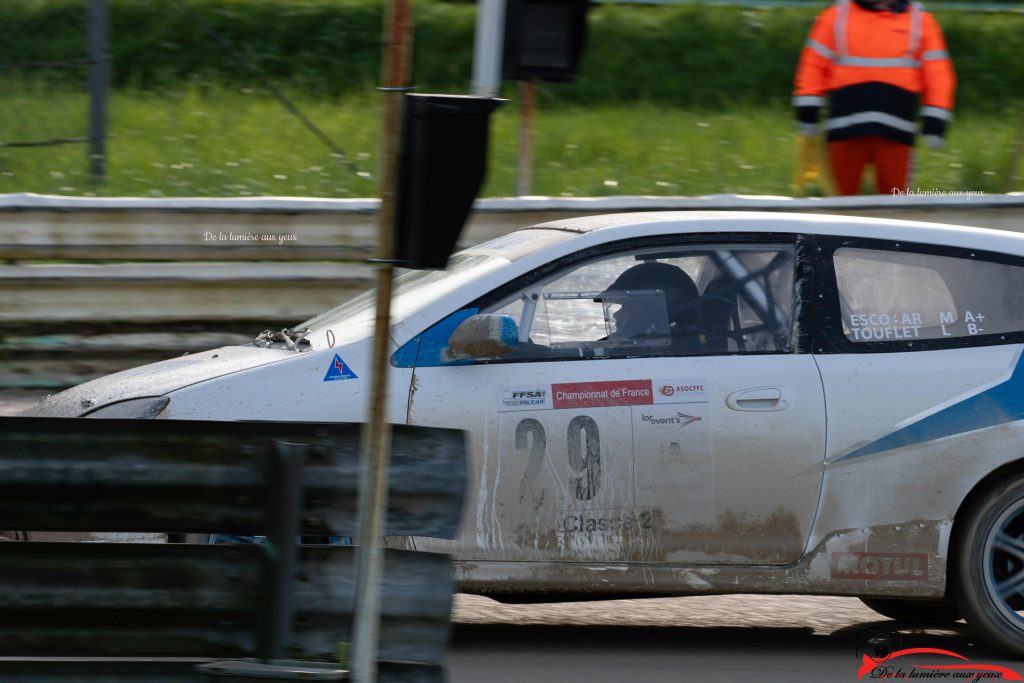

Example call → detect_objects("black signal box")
502 0 590 83
394 94 505 270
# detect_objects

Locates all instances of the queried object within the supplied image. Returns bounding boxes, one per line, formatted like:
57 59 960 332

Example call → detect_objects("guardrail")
0 417 467 682
2 192 1022 388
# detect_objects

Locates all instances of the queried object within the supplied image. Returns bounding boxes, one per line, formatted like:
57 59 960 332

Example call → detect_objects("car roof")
526 211 1024 256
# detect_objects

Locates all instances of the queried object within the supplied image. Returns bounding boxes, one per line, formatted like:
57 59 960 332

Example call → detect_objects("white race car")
24 211 1024 655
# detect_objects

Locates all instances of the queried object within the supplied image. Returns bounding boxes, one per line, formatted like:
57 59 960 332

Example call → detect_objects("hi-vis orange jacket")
793 0 956 146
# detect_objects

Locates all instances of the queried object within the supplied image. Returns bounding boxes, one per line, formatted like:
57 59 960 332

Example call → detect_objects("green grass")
1 84 1021 197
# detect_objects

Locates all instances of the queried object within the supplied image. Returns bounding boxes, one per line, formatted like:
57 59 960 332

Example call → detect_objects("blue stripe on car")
831 350 1024 464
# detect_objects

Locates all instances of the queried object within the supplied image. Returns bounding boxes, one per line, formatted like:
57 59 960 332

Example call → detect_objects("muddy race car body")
24 211 1024 654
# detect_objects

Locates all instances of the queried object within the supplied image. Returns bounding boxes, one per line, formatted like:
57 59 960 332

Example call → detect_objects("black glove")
795 105 821 136
922 115 947 149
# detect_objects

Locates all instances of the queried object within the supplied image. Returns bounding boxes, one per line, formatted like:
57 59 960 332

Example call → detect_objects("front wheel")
955 476 1024 657
859 597 961 625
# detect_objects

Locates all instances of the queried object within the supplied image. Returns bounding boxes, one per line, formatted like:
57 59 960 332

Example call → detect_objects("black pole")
87 0 108 185
260 442 305 661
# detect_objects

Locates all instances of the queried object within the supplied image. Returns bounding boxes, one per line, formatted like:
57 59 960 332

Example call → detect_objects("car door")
403 235 825 565
811 236 1024 560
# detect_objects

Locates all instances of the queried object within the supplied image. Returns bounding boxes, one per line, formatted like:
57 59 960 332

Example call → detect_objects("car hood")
21 345 298 417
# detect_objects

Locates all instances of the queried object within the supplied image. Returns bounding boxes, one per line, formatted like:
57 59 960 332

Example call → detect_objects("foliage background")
3 0 1022 108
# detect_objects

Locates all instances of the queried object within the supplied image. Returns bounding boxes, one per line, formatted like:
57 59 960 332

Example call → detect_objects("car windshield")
298 228 575 333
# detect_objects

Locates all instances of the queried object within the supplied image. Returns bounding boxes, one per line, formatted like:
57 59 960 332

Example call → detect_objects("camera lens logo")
853 626 1024 680
856 626 901 663
869 635 893 661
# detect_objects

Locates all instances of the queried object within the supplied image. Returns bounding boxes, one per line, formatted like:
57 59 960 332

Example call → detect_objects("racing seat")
700 274 744 353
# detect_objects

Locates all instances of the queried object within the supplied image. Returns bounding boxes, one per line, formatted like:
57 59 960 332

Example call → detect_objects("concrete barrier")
2 193 1022 263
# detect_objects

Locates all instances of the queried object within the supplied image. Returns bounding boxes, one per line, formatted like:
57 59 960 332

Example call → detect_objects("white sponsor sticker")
633 397 714 526
499 386 552 411
652 378 708 403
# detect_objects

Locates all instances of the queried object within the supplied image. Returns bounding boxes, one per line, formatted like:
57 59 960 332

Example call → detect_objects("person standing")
792 0 956 196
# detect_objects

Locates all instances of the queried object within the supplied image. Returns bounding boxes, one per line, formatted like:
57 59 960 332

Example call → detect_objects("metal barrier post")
87 0 108 185
263 442 305 661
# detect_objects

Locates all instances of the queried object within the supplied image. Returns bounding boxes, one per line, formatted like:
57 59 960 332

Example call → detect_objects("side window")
401 243 796 367
834 247 1024 343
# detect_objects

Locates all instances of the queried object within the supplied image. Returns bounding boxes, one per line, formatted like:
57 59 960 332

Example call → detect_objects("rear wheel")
955 476 1024 657
859 597 961 625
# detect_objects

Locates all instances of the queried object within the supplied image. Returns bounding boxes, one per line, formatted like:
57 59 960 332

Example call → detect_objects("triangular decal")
323 354 358 382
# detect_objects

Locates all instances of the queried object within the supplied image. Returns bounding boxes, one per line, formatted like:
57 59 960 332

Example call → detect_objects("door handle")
726 387 791 412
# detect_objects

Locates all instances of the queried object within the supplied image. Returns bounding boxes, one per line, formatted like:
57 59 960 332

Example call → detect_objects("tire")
955 476 1024 657
166 533 212 544
860 597 962 625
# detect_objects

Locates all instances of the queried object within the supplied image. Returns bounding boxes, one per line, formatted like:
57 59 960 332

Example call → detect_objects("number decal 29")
567 415 601 500
515 415 602 502
516 418 546 503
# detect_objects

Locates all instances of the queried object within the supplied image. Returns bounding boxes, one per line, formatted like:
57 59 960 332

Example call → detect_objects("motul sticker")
831 552 928 581
552 379 653 409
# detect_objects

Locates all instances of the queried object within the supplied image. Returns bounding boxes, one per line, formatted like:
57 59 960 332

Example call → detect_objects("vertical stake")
87 0 108 185
1004 111 1024 194
471 0 506 97
260 442 305 662
515 80 535 196
351 0 412 680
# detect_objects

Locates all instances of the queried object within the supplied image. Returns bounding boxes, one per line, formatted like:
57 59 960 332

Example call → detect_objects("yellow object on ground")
792 134 835 196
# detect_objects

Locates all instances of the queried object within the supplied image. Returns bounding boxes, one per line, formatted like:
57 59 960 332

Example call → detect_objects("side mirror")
446 314 519 361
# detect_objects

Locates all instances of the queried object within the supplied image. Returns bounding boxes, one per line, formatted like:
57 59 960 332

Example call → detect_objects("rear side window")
834 247 1024 343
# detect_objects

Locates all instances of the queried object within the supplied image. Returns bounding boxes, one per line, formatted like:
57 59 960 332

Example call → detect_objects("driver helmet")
602 261 699 340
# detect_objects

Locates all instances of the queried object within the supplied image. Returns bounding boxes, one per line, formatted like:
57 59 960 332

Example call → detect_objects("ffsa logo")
511 390 546 399
502 388 550 411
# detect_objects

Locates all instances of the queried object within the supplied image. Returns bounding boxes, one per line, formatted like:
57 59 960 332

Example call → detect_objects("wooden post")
351 0 412 680
515 80 535 196
1005 112 1024 194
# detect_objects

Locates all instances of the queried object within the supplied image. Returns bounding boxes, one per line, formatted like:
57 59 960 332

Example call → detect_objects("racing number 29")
515 416 601 501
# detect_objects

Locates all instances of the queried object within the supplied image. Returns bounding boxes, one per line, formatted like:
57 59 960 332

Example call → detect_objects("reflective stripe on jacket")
793 0 956 145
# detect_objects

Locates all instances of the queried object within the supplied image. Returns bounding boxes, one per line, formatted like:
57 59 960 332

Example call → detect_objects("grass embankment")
1 1 1022 196
2 86 1018 197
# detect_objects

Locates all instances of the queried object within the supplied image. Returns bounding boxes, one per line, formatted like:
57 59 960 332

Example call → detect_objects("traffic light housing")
502 0 590 83
394 94 505 270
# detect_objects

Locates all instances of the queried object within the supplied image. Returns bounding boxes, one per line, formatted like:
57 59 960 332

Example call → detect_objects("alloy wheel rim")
983 499 1024 629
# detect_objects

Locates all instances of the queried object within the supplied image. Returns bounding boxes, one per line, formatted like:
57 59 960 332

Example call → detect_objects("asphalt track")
4 392 1022 681
449 594 1022 682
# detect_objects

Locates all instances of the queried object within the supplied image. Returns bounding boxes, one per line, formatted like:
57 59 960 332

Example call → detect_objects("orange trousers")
828 136 912 196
